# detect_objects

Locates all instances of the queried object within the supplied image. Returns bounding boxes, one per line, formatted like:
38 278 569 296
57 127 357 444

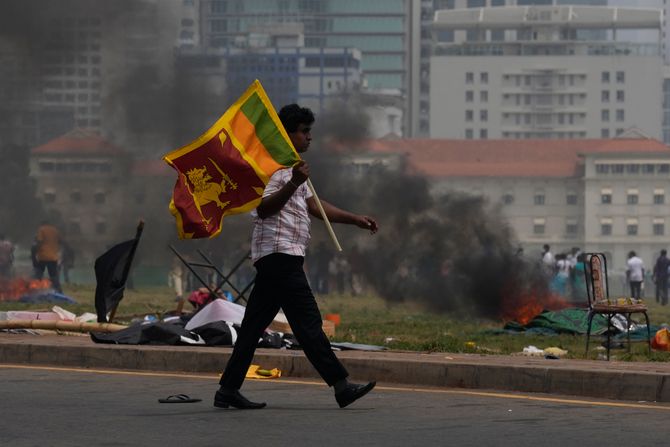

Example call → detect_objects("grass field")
2 284 670 362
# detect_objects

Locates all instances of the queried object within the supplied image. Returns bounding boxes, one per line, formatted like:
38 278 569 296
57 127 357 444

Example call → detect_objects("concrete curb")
1 334 670 403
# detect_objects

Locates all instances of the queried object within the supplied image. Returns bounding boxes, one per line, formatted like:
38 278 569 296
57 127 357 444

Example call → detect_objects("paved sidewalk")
1 332 669 403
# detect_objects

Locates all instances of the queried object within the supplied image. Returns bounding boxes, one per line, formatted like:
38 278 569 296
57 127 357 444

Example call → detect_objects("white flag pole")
306 179 342 252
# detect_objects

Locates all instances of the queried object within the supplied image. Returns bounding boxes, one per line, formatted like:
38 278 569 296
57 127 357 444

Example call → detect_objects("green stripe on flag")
240 93 298 167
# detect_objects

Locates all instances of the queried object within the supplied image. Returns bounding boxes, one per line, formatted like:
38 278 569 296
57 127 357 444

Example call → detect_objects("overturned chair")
583 252 651 360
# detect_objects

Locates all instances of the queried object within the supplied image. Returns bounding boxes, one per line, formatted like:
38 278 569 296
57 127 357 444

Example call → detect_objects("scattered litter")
521 345 544 356
543 347 568 358
384 337 395 343
246 364 281 379
444 356 454 360
464 341 476 349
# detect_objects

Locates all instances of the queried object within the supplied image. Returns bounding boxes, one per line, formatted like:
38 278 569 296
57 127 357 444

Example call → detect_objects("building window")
502 193 514 205
480 129 488 139
602 71 610 83
626 164 639 174
654 219 665 236
480 72 488 84
480 110 488 122
627 188 638 204
596 164 610 174
94 192 106 204
627 218 638 235
70 191 81 203
601 129 610 138
616 71 625 83
466 72 474 84
566 220 578 235
642 164 655 174
533 218 545 235
534 192 545 205
601 110 610 122
466 91 474 102
465 129 473 139
654 189 665 204
96 221 107 235
601 188 612 204
601 218 612 236
566 193 577 205
465 110 473 121
480 91 488 102
659 164 670 174
616 90 625 102
601 90 610 102
616 109 625 122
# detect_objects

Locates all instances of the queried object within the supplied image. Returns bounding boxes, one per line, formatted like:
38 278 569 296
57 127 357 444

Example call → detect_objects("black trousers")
34 260 62 293
219 253 348 390
630 281 642 300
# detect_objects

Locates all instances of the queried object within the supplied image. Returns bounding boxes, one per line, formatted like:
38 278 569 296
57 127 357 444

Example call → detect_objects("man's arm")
256 162 310 219
306 197 378 233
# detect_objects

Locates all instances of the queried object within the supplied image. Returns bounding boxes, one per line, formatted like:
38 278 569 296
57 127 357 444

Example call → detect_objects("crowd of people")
540 244 586 301
540 244 670 305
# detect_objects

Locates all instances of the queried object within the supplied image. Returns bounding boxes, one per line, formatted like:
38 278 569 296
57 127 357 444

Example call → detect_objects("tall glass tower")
200 0 419 135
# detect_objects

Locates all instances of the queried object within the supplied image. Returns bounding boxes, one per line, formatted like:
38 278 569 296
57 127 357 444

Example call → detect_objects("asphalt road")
2 364 669 447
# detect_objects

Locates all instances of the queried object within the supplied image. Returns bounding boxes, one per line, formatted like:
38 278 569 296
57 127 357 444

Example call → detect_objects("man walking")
214 104 379 410
653 249 670 305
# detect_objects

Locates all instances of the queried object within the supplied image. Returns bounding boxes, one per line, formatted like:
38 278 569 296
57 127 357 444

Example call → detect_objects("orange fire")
500 289 569 325
0 277 53 301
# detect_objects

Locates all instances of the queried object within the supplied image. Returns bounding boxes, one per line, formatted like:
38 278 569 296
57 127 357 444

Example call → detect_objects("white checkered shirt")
251 168 313 263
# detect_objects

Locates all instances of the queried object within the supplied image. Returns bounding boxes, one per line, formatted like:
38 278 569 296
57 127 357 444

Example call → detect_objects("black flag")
94 222 144 322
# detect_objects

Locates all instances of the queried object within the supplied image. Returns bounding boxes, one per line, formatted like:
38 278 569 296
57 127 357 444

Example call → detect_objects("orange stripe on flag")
230 110 282 177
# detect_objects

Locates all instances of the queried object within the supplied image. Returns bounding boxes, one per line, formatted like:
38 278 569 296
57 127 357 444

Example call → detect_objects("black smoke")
305 103 551 318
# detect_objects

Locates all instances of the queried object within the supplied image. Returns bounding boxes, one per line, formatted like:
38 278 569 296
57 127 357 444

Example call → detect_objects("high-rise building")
430 5 663 139
198 0 421 136
415 0 612 137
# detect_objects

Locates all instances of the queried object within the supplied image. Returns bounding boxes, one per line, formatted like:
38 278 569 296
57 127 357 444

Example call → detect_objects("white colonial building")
351 136 670 277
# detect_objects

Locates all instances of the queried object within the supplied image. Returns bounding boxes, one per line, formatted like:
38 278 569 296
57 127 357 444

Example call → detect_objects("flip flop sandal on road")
158 394 203 403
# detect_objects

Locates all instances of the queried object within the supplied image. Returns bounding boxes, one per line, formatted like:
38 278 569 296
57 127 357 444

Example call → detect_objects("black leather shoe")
214 389 266 409
335 381 376 408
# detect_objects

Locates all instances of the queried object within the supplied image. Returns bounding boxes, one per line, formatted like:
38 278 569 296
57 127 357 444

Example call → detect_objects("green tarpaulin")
504 308 609 335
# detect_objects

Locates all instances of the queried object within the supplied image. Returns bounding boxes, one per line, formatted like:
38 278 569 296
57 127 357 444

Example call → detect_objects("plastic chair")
583 252 651 360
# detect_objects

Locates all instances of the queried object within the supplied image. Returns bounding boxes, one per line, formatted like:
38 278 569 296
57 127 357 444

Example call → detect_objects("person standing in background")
34 221 62 293
626 251 644 301
653 249 670 305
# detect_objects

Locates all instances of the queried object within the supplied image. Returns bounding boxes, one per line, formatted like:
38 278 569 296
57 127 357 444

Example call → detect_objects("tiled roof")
363 138 670 178
31 129 125 156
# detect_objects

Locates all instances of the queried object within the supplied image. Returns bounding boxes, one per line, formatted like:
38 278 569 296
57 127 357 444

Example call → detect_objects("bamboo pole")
306 179 342 252
0 320 127 333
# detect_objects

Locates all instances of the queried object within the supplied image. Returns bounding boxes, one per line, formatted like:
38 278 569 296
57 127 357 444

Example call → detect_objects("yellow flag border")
163 80 297 239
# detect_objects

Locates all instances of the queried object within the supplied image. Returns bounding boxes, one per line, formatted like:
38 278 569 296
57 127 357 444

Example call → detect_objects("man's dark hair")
662 249 667 256
278 104 314 132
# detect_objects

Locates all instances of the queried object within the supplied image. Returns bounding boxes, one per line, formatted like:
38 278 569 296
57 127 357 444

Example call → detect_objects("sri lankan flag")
163 80 301 239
